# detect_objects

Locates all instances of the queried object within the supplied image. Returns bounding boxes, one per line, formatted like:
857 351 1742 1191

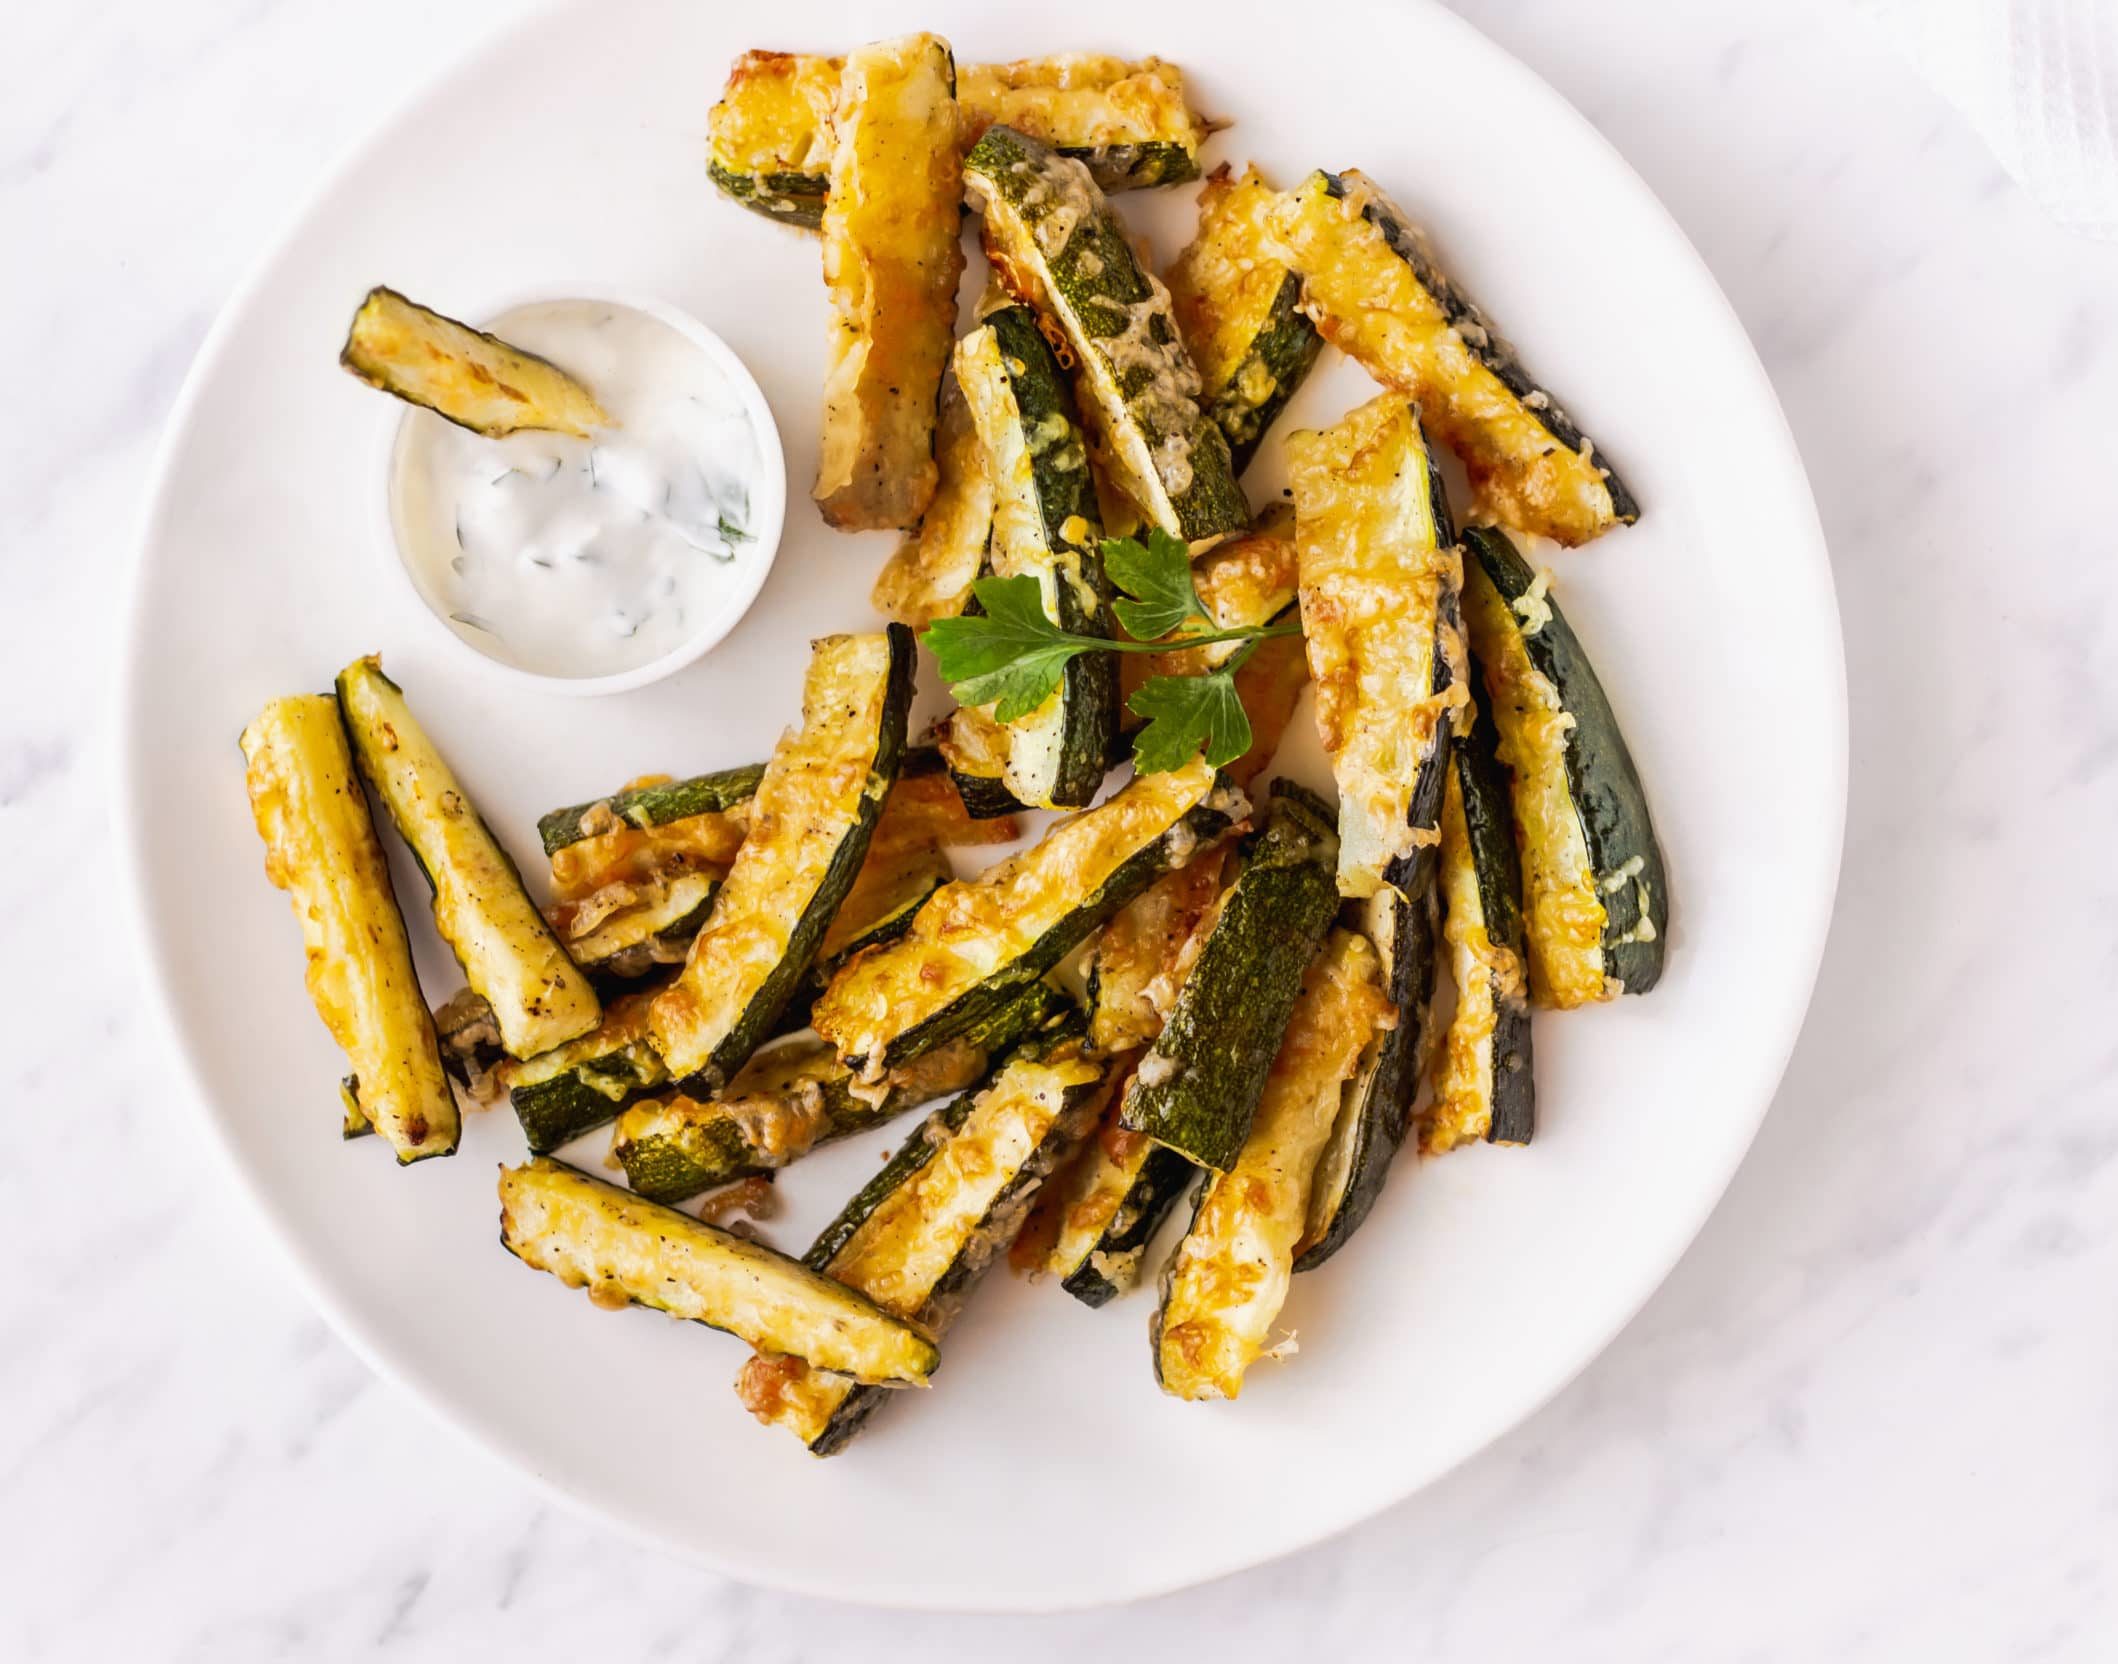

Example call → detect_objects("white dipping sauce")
390 298 765 679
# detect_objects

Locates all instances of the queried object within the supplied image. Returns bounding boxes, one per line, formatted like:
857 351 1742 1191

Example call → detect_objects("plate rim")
112 0 1847 1611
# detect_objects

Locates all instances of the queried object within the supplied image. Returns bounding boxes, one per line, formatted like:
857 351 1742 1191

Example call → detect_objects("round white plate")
119 0 1843 1611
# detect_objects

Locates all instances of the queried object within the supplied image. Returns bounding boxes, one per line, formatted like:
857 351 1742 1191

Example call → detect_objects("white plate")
118 0 1843 1611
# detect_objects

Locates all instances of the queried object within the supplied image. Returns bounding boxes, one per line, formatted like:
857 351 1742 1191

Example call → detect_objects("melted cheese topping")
499 1158 935 1385
1424 768 1519 1152
650 634 892 1076
1267 173 1620 547
814 35 964 530
958 55 1202 153
337 658 601 1058
1157 931 1389 1400
241 695 456 1158
547 808 744 901
813 759 1217 1060
708 50 844 177
1460 562 1611 1008
1168 165 1293 396
968 134 1211 534
548 868 718 969
737 1041 1104 1440
497 987 662 1095
1032 1055 1159 1281
340 288 610 440
1286 396 1467 897
1088 846 1231 1052
872 374 994 627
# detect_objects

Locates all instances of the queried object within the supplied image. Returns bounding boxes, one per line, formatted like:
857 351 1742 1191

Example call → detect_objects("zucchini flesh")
1167 166 1323 475
240 694 458 1162
1085 843 1232 1054
734 1016 1107 1453
813 757 1239 1072
1119 781 1342 1171
1118 503 1309 786
1028 1053 1198 1306
339 287 608 439
871 372 994 628
1294 880 1444 1269
1426 715 1535 1151
650 628 914 1085
954 306 1117 808
1286 394 1466 899
336 656 602 1059
1154 929 1392 1399
498 1157 936 1386
538 764 763 857
500 987 668 1155
1460 526 1667 1004
956 55 1205 189
707 50 843 228
964 125 1248 545
813 34 964 531
1267 171 1636 546
937 704 1030 820
548 870 720 980
708 52 1204 230
613 985 1064 1204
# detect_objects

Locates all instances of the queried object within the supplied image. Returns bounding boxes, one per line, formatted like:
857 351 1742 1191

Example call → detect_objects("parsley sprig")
921 528 1301 775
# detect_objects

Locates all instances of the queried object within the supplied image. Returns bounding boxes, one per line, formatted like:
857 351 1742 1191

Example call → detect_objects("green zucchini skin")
1291 880 1443 1271
946 761 1030 821
1119 782 1344 1170
1058 1142 1195 1307
707 162 829 230
959 304 1117 809
774 865 949 1034
846 795 1238 1073
654 627 918 1088
615 984 1064 1204
1453 658 1536 1144
1462 527 1667 994
537 764 765 858
1067 142 1199 191
1216 268 1324 476
507 994 670 1155
963 125 1248 545
1309 173 1638 526
796 1007 1103 1454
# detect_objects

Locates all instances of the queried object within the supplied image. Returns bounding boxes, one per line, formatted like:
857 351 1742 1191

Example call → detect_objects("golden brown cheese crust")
649 633 892 1075
709 49 844 177
871 373 994 627
241 695 457 1160
339 287 608 439
498 1158 937 1385
956 54 1203 154
1286 396 1467 897
1156 931 1390 1400
812 759 1218 1062
1423 767 1527 1151
1266 173 1622 546
1459 561 1612 1008
814 35 965 531
1087 846 1232 1053
1167 165 1288 395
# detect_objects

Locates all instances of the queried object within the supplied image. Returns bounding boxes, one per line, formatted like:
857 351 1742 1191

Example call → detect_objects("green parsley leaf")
1103 527 1210 641
922 574 1089 724
1128 669 1254 776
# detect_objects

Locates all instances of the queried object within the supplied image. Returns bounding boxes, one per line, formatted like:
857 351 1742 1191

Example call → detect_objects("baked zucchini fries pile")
236 25 1673 1454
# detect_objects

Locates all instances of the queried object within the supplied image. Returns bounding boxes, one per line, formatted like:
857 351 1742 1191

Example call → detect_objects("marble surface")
4 0 2115 1655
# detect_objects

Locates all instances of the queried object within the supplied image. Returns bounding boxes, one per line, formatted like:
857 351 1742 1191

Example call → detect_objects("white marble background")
4 0 2115 1656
